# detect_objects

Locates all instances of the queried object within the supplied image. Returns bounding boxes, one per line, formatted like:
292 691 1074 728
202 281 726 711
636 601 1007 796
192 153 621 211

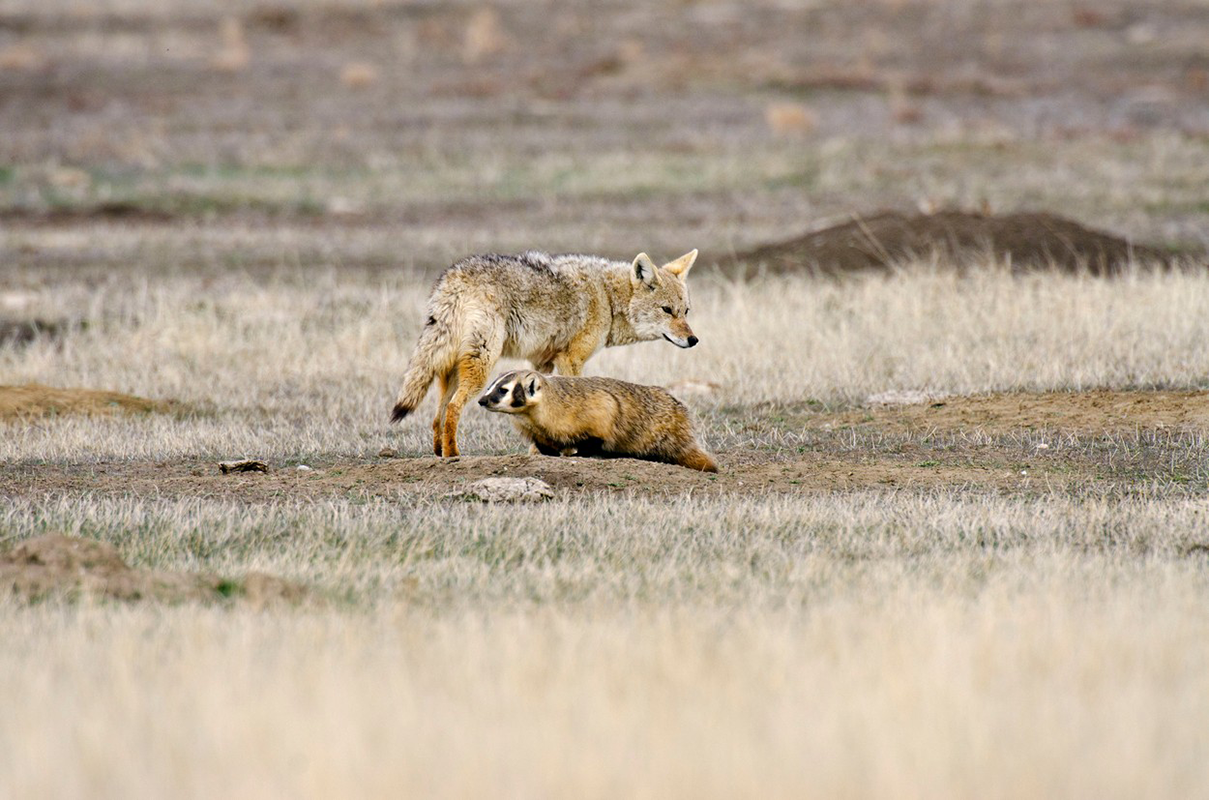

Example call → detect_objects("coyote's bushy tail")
390 318 457 422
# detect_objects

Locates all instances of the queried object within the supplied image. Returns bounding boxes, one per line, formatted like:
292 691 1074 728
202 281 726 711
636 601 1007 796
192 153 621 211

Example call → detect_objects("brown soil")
835 389 1209 435
0 535 307 605
0 452 1033 502
736 211 1177 276
4 389 1205 503
0 205 177 225
0 384 181 420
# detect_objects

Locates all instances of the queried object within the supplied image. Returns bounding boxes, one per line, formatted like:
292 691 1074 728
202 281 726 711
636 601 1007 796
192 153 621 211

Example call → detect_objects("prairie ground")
3 1 1209 797
6 267 1209 798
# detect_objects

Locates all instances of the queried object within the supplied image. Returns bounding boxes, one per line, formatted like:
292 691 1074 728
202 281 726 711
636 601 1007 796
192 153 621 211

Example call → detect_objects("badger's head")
478 370 545 413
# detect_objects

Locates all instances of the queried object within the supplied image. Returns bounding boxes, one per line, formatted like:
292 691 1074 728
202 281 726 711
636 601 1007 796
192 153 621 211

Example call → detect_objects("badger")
478 370 718 472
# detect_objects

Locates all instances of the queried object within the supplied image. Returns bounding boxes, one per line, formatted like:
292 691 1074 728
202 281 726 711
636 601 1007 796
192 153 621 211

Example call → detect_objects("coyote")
478 369 718 472
391 249 700 456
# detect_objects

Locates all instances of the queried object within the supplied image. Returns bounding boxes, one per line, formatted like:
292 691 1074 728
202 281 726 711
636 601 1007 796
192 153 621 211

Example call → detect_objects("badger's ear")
662 249 698 281
525 376 539 396
631 253 658 287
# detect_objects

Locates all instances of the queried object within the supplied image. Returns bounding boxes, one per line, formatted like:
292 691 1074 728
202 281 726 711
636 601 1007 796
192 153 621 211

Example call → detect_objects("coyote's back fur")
391 249 700 456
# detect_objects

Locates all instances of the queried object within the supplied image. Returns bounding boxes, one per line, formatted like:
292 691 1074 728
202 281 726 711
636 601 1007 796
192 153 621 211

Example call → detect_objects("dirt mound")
0 535 307 605
0 384 180 420
737 211 1176 276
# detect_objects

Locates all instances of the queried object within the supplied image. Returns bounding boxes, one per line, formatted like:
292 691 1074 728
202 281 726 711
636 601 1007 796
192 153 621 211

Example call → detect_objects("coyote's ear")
662 249 698 281
525 376 539 396
632 253 659 287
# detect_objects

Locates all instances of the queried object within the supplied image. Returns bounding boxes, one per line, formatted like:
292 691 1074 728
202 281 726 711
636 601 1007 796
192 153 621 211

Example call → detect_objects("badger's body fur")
478 370 718 472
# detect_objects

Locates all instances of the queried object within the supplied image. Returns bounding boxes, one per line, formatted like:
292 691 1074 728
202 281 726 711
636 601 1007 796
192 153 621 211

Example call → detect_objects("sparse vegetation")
5 264 1209 796
2 0 1209 796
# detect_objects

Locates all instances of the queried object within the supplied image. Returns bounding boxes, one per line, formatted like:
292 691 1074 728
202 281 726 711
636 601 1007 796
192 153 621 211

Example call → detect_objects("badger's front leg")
524 442 575 456
525 436 564 457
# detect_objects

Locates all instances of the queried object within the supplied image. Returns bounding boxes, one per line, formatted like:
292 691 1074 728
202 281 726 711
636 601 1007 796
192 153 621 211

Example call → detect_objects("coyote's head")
627 249 699 348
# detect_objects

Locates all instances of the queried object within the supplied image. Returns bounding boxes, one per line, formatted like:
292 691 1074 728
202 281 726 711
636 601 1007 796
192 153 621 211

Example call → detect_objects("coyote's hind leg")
440 328 503 457
432 371 456 456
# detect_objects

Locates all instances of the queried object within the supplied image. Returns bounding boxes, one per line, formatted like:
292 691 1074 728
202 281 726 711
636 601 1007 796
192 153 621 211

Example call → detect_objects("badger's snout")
478 396 489 407
687 335 699 347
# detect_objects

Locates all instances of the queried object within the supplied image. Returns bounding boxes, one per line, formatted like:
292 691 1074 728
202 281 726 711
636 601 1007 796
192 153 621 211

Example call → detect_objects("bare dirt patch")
0 205 177 225
0 534 307 605
0 384 182 420
0 452 1033 503
10 389 1208 503
826 389 1209 435
736 211 1178 276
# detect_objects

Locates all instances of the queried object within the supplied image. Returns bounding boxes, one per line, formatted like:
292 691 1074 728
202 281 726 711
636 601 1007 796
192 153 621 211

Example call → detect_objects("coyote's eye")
661 306 673 315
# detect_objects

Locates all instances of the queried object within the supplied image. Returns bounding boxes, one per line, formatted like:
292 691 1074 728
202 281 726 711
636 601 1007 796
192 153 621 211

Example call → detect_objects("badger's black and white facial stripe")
478 371 541 412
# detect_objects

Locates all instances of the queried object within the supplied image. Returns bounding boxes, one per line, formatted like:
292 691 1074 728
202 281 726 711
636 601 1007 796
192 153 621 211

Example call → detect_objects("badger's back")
534 376 707 466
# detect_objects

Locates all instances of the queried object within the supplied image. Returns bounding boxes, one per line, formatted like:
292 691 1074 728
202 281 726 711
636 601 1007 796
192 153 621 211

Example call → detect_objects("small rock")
378 447 398 458
218 459 268 474
295 465 313 471
444 477 555 503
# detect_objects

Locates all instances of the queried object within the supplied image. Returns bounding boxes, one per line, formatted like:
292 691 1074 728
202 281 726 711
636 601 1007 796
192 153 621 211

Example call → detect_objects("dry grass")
2 492 1209 797
6 264 1209 795
3 598 1208 799
4 0 1209 793
5 208 1209 800
4 491 1209 605
4 266 1209 461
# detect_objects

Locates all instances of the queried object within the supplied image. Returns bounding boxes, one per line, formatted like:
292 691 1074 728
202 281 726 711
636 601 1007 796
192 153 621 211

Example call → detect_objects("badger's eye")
661 306 673 315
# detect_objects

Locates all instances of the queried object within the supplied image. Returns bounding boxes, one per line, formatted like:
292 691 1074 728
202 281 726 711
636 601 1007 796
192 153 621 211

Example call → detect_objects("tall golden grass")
2 491 1209 798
